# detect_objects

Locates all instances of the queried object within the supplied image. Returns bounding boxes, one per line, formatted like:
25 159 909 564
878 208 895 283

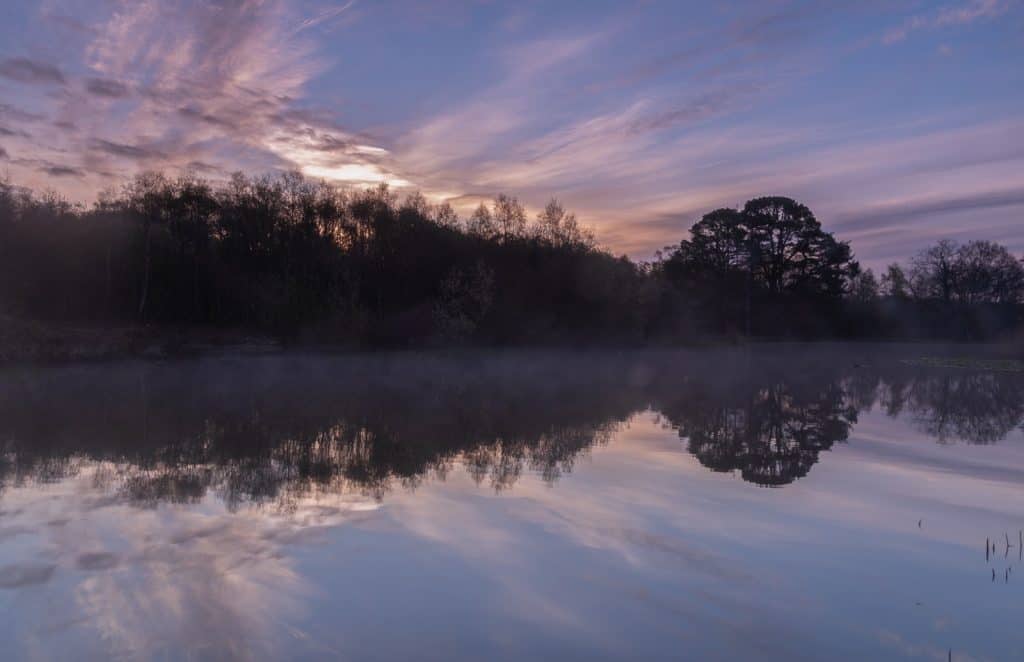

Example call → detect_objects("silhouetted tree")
950 241 1024 305
742 196 857 297
124 172 173 317
466 202 496 239
493 193 527 242
849 268 879 303
535 198 594 249
432 201 459 229
879 263 910 299
1 174 1022 348
656 196 859 337
909 239 958 302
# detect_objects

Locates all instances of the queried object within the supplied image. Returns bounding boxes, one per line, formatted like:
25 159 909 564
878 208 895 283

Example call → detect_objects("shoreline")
0 315 282 364
2 315 1021 366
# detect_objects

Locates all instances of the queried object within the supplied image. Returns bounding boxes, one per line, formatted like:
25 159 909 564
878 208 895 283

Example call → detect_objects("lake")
1 345 1022 661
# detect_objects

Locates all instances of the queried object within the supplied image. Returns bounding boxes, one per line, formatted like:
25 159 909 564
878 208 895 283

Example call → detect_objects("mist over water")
1 346 1023 660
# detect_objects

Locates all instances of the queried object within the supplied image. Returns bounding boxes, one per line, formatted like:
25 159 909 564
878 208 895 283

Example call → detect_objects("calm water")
1 346 1022 661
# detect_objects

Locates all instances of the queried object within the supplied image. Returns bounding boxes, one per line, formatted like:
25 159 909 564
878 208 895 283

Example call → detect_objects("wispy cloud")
628 87 756 134
84 77 130 98
41 164 86 177
0 103 46 123
0 0 1020 264
0 125 30 138
91 138 164 160
0 57 66 85
883 0 1007 43
0 0 406 197
291 0 358 35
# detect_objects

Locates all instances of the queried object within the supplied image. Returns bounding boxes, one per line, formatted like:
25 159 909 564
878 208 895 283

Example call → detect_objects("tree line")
1 172 1021 346
654 197 1024 339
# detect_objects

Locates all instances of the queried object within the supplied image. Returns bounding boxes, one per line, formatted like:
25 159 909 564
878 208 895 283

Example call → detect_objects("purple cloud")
0 0 1020 265
0 126 30 138
0 104 46 123
41 164 86 177
0 57 65 85
85 77 129 98
91 139 164 160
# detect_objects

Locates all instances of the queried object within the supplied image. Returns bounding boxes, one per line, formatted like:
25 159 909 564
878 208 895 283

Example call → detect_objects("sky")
0 0 1021 267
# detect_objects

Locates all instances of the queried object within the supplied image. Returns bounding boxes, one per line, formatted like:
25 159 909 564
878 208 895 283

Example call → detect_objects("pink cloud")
883 0 1007 43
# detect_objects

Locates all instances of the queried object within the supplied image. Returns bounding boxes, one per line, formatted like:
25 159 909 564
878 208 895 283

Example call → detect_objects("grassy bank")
0 315 280 363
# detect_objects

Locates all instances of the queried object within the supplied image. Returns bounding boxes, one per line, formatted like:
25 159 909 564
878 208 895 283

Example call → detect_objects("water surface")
1 346 1022 661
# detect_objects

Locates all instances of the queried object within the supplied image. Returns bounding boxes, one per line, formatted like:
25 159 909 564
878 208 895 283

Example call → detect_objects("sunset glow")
0 0 1021 265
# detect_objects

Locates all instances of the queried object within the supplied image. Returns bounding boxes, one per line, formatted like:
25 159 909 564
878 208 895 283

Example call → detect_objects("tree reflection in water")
880 370 1024 444
1 348 1022 502
0 354 636 508
658 378 858 486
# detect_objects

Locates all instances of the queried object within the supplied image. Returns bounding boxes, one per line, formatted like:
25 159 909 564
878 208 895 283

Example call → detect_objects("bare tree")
466 202 496 239
879 263 909 298
492 194 526 241
952 240 1024 304
849 268 879 303
909 239 957 302
907 239 1024 304
432 201 459 229
535 198 593 248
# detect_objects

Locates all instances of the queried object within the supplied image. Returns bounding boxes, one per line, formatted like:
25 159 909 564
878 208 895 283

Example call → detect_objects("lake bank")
3 313 1023 366
0 315 281 364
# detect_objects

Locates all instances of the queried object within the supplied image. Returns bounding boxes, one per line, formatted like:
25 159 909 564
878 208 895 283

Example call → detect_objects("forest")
1 171 1022 349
